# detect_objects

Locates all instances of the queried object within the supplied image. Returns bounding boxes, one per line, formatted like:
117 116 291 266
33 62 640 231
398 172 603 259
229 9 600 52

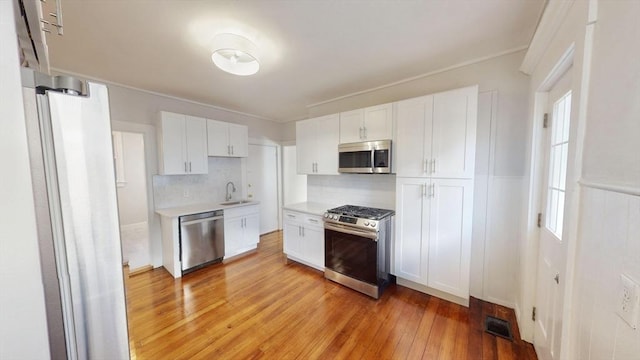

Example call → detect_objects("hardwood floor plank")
125 231 536 360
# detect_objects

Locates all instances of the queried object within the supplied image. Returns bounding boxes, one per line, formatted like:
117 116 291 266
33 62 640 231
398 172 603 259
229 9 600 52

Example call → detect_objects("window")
545 91 571 239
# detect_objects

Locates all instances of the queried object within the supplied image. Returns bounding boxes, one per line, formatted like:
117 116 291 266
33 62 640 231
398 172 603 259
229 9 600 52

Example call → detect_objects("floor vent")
484 315 513 341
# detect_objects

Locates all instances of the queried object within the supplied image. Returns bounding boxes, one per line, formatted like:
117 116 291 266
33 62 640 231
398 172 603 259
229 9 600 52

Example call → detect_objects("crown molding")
520 0 576 75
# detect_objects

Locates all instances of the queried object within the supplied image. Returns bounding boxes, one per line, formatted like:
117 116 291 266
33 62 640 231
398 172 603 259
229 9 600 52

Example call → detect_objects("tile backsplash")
307 174 396 210
153 157 243 209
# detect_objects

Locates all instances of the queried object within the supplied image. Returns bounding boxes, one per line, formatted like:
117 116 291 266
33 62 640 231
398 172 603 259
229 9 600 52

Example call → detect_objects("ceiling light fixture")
211 33 260 76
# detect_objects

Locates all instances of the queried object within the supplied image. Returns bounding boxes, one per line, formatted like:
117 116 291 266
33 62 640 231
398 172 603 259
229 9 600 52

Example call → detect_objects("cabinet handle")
431 184 435 198
189 162 192 172
359 127 363 139
424 159 429 174
228 145 231 155
298 226 301 236
302 227 305 237
184 162 187 172
231 145 234 155
432 158 436 174
422 184 427 197
363 127 367 139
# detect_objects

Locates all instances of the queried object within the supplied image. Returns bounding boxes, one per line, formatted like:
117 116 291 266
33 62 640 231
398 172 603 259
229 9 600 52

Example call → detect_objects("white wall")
522 0 640 357
569 1 640 358
300 50 531 308
0 1 51 358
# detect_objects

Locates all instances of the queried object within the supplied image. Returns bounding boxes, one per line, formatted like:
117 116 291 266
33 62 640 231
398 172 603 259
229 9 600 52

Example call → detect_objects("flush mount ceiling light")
211 33 260 76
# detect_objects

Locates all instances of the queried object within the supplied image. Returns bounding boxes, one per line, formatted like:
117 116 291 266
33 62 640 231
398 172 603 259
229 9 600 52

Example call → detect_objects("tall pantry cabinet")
393 85 478 304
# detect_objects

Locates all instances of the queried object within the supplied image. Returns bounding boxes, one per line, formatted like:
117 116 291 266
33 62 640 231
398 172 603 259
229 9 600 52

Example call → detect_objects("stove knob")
324 213 328 218
364 221 369 226
370 223 376 227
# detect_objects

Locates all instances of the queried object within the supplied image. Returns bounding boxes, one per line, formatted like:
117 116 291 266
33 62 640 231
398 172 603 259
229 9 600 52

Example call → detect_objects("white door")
314 114 340 174
394 177 429 285
339 109 364 143
207 119 229 157
431 86 478 179
427 178 473 298
363 103 393 141
247 144 279 234
296 118 315 174
534 69 573 360
395 95 433 177
228 123 248 157
184 116 208 174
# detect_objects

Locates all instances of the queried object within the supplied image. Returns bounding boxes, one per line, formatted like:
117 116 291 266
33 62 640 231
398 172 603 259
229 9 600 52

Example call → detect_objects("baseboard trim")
129 265 153 277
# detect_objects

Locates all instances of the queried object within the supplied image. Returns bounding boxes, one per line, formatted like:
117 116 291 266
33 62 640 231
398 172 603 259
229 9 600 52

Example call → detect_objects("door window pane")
545 91 572 239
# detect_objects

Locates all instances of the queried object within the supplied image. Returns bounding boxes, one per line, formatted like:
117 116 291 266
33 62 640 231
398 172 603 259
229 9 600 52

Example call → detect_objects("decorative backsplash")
153 157 243 209
306 174 396 210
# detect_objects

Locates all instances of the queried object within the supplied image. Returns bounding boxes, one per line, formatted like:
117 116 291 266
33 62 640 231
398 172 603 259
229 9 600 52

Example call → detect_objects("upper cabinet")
157 111 208 175
395 86 478 179
296 114 340 175
207 119 249 157
339 103 393 143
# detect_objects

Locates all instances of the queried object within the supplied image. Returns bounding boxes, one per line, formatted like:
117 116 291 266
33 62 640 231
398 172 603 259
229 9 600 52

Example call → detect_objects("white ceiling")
46 1 544 122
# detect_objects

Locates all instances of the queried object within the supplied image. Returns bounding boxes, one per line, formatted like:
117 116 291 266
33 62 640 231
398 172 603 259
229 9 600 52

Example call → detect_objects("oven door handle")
324 222 378 241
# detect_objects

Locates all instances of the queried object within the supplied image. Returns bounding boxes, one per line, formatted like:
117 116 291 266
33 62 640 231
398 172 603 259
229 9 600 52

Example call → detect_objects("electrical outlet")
183 188 190 198
617 274 639 329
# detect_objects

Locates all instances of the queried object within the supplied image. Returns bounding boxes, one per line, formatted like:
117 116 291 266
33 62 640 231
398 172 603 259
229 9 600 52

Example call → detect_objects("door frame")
111 121 162 268
245 138 283 232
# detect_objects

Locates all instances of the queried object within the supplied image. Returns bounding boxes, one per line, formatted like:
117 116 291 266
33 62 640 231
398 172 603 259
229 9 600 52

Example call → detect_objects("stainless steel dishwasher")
179 210 224 274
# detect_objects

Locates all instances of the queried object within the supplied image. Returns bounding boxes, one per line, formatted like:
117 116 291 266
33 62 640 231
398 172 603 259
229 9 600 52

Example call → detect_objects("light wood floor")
125 231 537 360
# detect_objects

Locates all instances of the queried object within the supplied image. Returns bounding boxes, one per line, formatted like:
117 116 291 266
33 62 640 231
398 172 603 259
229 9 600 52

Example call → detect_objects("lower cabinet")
394 177 473 300
224 205 260 259
283 210 324 271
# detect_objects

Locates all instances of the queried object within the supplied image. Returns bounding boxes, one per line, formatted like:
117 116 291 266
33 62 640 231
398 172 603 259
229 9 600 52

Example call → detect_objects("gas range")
323 205 395 232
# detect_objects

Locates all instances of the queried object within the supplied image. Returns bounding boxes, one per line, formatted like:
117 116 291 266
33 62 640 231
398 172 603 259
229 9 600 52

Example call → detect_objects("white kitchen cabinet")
296 114 339 175
339 103 393 143
157 111 208 175
224 205 260 259
283 210 324 270
394 177 473 299
207 119 249 157
395 86 477 179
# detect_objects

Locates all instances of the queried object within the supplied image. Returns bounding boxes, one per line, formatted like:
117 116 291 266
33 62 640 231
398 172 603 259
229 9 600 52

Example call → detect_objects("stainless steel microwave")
338 140 391 174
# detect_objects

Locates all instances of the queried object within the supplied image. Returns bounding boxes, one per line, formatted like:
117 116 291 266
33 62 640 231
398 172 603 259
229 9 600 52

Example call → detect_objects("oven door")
324 223 378 285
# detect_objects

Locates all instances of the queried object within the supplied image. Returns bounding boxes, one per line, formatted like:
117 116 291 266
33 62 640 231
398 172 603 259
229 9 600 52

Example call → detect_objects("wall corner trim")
520 0 576 75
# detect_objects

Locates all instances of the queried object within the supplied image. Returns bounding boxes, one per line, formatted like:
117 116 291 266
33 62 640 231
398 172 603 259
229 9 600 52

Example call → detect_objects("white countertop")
283 201 338 216
156 200 260 218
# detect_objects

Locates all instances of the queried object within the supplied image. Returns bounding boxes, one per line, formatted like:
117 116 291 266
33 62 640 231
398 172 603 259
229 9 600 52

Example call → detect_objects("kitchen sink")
220 200 251 206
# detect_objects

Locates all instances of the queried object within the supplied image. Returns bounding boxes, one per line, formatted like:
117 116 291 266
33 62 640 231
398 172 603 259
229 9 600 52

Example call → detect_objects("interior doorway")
112 131 151 272
247 143 279 234
533 67 573 360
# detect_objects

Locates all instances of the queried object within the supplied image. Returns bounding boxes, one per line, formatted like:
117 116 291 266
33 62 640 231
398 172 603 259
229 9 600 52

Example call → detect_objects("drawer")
224 204 259 218
303 215 323 228
284 210 302 223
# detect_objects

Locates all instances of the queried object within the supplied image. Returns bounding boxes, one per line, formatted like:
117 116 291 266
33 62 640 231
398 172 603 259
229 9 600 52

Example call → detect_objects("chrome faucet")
225 181 236 201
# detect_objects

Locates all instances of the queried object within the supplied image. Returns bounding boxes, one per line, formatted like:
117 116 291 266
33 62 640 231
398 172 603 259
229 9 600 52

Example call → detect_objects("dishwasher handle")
180 211 224 226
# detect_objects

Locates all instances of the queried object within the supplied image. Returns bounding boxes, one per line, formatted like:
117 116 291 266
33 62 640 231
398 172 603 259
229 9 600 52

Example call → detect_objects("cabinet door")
363 103 393 141
185 116 208 174
242 213 260 248
302 226 324 269
394 177 429 285
427 178 473 298
159 112 187 175
228 123 248 157
431 86 477 179
395 96 433 177
314 114 340 175
207 119 230 157
224 216 244 258
283 221 302 259
295 119 315 174
339 109 364 143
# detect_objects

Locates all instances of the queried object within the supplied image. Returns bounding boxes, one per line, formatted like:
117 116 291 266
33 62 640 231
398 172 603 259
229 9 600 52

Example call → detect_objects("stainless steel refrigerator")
23 70 129 359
